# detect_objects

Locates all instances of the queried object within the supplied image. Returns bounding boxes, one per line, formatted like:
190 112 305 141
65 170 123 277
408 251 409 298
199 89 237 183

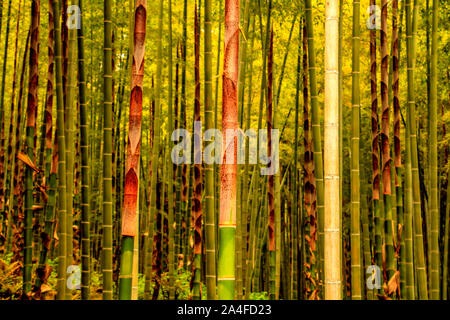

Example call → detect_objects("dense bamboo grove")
0 0 448 300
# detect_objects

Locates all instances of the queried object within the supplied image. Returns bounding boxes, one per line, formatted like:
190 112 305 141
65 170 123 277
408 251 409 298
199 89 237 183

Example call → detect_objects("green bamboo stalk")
392 0 406 299
429 0 439 300
361 199 373 300
406 0 428 300
23 0 40 296
443 175 449 300
0 0 12 213
404 101 415 299
291 15 301 301
304 0 324 287
350 0 362 300
381 0 396 297
245 166 257 297
204 0 217 300
144 0 163 300
167 0 176 300
273 60 281 302
143 80 155 298
4 0 22 254
174 42 182 276
102 0 114 300
267 28 276 300
64 0 78 300
236 3 251 295
243 11 257 300
239 0 253 298
177 0 188 268
274 15 297 109
152 143 165 300
34 0 55 294
76 0 90 300
51 0 68 299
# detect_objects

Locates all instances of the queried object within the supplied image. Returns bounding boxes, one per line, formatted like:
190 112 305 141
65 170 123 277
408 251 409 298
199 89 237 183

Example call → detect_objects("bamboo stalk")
304 0 325 288
192 0 203 300
350 0 362 300
204 0 217 300
23 0 40 297
324 0 341 300
406 0 428 299
380 0 396 296
118 0 146 300
218 0 239 300
4 0 23 255
76 0 90 300
167 0 176 301
34 0 54 295
429 0 439 300
0 0 12 213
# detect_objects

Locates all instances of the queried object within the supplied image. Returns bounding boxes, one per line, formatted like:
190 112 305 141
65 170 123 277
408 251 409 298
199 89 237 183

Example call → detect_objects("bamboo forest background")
0 0 448 300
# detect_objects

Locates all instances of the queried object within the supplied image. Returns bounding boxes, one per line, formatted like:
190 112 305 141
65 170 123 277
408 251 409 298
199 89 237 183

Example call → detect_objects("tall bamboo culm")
304 0 325 290
167 0 176 301
77 0 90 300
64 0 78 300
369 2 382 297
429 0 439 300
0 0 12 213
23 0 40 297
204 0 217 300
51 0 68 300
34 0 54 295
324 0 341 300
144 0 163 300
267 28 275 300
192 0 203 300
118 0 147 300
405 0 428 300
103 0 114 300
380 0 396 295
350 0 362 300
218 0 239 300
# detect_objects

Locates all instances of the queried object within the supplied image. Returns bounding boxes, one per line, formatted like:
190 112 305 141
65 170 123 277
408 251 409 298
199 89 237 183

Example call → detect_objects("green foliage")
249 291 269 300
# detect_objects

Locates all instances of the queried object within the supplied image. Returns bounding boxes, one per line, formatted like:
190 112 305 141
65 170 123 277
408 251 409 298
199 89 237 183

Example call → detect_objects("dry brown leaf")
17 152 41 173
387 270 400 296
40 284 52 293
37 184 49 202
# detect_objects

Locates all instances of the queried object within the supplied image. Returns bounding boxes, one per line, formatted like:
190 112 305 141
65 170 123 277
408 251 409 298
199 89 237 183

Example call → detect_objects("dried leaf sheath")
122 1 146 237
220 0 239 226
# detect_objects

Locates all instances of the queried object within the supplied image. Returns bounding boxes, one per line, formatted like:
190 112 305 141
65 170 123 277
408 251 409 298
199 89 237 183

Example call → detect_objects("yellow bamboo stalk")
324 0 341 300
